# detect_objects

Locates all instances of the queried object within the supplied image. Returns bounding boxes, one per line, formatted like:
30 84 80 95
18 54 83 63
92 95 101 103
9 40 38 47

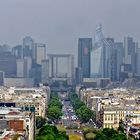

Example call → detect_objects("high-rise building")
91 45 102 78
137 48 140 75
0 71 5 86
48 54 74 85
41 59 49 84
75 67 83 85
78 38 92 79
23 36 34 58
123 37 138 74
12 45 22 59
29 66 41 86
16 59 28 78
24 57 32 77
0 44 11 53
105 38 114 80
115 42 124 80
0 52 17 77
91 27 112 79
34 43 47 65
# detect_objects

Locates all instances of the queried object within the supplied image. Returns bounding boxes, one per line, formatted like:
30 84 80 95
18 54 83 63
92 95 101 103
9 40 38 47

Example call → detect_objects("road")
58 92 98 139
58 92 81 128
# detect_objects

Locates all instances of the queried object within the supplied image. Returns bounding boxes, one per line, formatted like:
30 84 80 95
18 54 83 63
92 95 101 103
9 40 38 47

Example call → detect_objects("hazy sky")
0 0 140 57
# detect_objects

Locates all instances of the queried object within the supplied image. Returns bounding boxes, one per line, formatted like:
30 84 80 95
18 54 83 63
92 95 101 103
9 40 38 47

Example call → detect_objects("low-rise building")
77 87 140 129
0 107 35 140
0 86 50 118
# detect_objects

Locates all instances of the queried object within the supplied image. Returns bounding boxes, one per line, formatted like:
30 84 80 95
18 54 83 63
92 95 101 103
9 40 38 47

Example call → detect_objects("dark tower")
78 38 92 79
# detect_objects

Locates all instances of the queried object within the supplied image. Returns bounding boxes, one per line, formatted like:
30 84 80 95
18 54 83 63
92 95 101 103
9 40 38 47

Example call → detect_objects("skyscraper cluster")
0 36 75 87
77 25 140 86
0 36 47 86
0 26 139 88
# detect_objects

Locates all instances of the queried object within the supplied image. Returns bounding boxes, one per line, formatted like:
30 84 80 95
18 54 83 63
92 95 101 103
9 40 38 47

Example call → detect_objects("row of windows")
104 114 115 121
104 114 125 121
104 124 115 128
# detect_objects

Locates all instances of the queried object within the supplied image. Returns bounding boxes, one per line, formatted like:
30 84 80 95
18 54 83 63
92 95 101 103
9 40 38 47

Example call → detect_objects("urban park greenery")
83 127 127 140
36 125 69 140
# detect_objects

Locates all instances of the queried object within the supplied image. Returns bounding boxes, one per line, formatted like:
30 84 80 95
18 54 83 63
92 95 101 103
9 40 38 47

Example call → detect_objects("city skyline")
1 1 140 139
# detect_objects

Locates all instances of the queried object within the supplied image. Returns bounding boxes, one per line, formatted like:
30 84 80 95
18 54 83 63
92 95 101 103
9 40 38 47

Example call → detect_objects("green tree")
102 128 118 138
36 125 68 140
85 132 96 140
36 116 46 129
111 133 127 140
93 128 127 140
76 105 93 123
49 99 62 109
47 92 62 122
118 119 124 133
69 93 96 123
94 132 108 140
47 106 62 121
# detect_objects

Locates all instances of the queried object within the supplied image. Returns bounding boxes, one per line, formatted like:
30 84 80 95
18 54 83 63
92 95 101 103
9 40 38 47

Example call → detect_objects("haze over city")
0 0 140 56
1 1 140 140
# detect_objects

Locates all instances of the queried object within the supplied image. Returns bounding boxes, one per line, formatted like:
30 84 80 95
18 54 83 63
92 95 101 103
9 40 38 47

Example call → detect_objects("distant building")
23 36 34 58
91 38 113 79
82 78 110 88
91 26 113 80
48 54 74 85
78 38 92 79
4 78 34 87
41 59 49 84
0 44 11 53
123 37 138 75
137 48 140 75
16 59 28 78
75 67 83 85
91 45 102 78
0 71 5 86
12 45 22 59
114 42 124 81
34 43 47 65
83 78 97 88
0 52 16 77
29 65 41 86
106 38 115 81
24 57 32 78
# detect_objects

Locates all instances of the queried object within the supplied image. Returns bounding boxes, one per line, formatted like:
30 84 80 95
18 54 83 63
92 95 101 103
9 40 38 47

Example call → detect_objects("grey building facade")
78 38 92 79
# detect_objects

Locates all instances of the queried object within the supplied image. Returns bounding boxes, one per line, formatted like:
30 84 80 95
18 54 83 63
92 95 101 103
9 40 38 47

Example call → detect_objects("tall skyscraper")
123 37 138 74
23 36 34 58
0 71 5 86
75 67 83 85
91 46 102 78
12 45 22 59
34 43 47 65
78 38 92 78
137 48 140 75
105 38 114 80
16 59 28 78
115 42 124 80
24 57 32 78
91 26 112 79
41 59 49 84
0 52 17 77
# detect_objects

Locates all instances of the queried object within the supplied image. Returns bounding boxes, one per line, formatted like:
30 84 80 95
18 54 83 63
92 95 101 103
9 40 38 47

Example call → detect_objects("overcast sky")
0 0 140 57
